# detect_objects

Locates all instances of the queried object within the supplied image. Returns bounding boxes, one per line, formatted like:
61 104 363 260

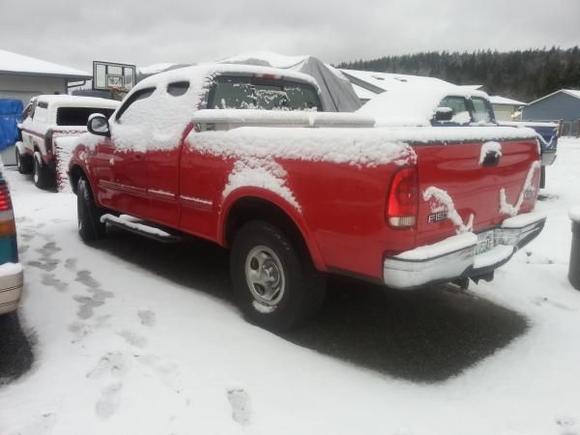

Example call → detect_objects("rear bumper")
0 263 23 315
383 211 546 289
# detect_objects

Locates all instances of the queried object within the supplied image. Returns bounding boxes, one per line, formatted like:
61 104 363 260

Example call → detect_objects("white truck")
16 95 119 189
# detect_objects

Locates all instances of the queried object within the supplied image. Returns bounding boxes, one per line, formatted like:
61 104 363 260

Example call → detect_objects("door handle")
135 154 143 160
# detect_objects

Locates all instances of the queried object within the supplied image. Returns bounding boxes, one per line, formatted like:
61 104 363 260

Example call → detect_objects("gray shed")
522 89 580 136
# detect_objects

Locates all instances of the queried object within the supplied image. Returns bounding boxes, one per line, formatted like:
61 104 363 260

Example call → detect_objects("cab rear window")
208 76 321 111
56 107 116 126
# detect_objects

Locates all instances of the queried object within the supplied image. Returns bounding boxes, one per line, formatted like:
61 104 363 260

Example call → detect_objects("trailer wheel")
230 221 326 331
77 177 106 242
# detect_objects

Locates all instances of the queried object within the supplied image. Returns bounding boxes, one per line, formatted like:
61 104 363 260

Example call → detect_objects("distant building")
489 95 527 121
0 49 91 163
523 89 580 136
0 49 91 105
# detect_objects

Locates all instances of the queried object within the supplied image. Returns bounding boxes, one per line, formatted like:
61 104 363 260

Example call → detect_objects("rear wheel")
15 148 32 174
230 221 326 331
77 177 106 242
32 152 53 190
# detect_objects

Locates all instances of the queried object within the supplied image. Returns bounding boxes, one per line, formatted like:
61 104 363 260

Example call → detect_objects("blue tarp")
0 99 24 151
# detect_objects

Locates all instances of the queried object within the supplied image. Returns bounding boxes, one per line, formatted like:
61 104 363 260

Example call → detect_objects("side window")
33 102 49 123
115 87 156 123
438 96 471 124
167 81 190 97
471 97 495 124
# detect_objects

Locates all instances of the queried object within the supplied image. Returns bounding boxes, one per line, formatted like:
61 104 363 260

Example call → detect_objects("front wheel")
77 177 106 243
230 221 326 331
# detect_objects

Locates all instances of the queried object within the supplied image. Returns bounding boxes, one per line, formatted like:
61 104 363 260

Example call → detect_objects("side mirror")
434 107 454 122
87 113 110 136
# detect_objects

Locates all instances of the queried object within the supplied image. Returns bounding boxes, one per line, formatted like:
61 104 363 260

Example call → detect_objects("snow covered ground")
0 138 579 435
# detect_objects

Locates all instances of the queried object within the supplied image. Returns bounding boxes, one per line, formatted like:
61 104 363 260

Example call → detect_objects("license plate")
476 230 496 255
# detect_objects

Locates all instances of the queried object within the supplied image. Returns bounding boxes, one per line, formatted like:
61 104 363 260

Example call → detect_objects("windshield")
209 76 321 111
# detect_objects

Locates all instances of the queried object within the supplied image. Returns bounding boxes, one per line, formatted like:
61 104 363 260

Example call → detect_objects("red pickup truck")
68 64 545 330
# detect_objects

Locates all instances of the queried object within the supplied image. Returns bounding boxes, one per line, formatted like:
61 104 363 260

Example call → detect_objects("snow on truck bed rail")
192 109 375 128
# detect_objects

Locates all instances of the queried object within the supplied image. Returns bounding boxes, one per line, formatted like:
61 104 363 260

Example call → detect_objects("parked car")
358 85 497 127
359 87 558 186
68 64 545 330
499 120 559 188
16 95 119 189
0 168 23 316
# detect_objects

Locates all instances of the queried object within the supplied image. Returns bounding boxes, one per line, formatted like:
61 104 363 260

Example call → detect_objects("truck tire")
32 152 53 190
230 221 326 331
77 177 106 242
15 148 32 174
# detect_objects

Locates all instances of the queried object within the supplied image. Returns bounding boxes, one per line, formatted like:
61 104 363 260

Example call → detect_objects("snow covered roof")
527 89 580 106
490 95 527 106
34 94 120 108
351 83 378 101
136 63 319 92
221 52 310 69
0 49 91 80
341 68 454 98
460 84 484 91
138 63 180 75
357 83 490 127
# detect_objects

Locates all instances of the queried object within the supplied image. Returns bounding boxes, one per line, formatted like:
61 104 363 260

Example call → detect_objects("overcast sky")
1 0 579 72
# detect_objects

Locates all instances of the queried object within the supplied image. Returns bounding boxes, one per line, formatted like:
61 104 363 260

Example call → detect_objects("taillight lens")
387 167 418 228
0 181 15 237
0 182 12 212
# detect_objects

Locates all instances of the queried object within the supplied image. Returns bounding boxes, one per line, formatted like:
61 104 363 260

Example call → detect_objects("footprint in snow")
138 309 156 327
227 388 251 426
118 329 147 348
75 270 102 289
95 382 122 420
532 296 575 311
557 416 578 435
86 351 127 379
27 258 59 272
42 273 68 292
35 241 61 257
73 295 105 319
64 258 77 271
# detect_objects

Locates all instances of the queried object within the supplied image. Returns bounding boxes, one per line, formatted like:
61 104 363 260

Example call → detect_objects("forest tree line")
338 47 580 102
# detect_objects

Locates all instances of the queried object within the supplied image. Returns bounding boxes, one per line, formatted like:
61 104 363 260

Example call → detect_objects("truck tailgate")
413 138 541 246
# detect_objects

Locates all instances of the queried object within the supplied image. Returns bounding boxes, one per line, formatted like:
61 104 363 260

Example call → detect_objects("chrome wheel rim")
245 245 285 307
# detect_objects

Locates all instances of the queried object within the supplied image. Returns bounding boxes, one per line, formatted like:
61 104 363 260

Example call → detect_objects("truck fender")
218 188 327 272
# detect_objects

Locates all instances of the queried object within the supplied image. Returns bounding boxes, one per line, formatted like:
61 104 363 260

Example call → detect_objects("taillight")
0 181 15 237
387 166 418 228
0 182 12 212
